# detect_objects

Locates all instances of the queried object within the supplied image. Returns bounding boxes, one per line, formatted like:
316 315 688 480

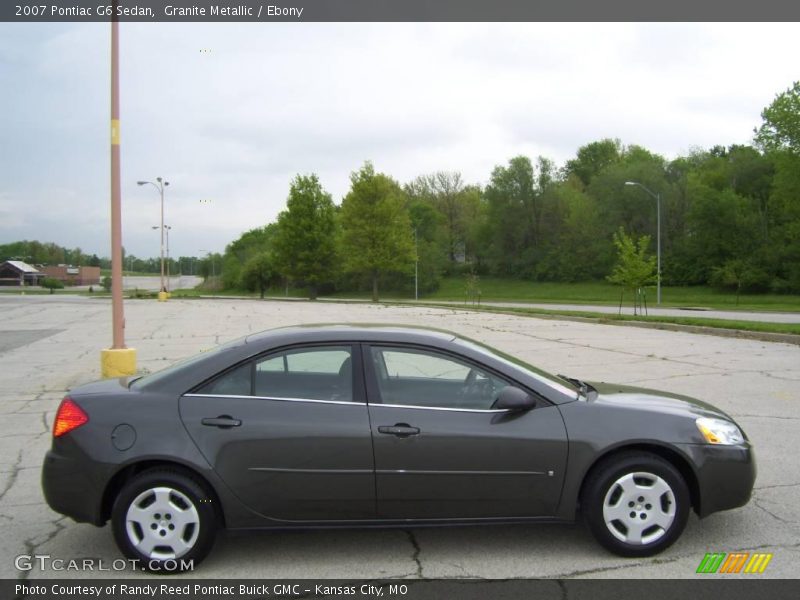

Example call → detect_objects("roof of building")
2 260 41 274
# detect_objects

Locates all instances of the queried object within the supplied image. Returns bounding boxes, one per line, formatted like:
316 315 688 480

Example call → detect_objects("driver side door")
364 344 568 520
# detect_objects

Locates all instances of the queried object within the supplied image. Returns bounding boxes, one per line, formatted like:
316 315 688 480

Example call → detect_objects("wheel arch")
101 459 226 528
576 443 701 517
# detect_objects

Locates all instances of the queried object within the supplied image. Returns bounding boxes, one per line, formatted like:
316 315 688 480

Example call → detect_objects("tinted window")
196 362 252 396
370 347 510 410
133 335 247 390
255 346 353 401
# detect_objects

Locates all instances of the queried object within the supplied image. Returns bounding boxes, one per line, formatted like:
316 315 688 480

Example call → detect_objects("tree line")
216 82 800 300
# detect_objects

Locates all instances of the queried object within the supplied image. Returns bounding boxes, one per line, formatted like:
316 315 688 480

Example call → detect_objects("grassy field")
188 277 800 312
424 277 800 312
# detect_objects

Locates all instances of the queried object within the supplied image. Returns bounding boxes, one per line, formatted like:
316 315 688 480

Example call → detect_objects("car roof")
132 323 578 405
244 324 459 346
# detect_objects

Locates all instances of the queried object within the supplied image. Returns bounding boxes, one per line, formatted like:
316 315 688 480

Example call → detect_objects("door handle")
201 415 242 428
378 424 420 437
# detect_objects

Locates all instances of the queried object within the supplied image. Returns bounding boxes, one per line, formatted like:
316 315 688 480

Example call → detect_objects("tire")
581 452 690 557
111 469 217 572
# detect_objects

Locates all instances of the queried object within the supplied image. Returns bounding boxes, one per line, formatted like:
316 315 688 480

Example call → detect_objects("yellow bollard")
100 348 137 377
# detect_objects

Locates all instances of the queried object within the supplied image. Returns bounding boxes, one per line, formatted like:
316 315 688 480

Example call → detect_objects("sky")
1 22 799 260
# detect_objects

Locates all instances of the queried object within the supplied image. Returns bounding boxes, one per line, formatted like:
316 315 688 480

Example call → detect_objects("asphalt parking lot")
1 295 798 580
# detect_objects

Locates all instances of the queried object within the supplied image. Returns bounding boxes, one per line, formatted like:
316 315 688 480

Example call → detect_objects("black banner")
3 0 800 23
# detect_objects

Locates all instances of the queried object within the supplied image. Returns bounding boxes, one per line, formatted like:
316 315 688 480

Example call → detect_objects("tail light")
53 397 89 437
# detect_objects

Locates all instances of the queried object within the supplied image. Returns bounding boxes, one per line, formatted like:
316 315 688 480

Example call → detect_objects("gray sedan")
42 325 755 571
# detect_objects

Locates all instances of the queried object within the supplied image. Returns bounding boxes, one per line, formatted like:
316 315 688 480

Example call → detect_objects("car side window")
196 362 252 396
370 346 510 410
254 346 353 401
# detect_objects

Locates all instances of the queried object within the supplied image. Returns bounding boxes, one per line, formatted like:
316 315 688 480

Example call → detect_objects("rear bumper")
42 449 105 526
677 442 756 518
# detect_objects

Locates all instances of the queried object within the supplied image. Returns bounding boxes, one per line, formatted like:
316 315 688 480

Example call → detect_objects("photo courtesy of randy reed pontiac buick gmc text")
16 584 404 597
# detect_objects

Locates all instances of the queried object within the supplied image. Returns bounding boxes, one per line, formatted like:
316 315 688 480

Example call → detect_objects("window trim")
188 342 365 404
182 393 364 407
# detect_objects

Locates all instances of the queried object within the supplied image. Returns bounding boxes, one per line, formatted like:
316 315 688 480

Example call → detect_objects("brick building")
40 265 101 286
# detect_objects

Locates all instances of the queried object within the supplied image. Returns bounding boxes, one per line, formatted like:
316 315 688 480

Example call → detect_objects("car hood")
586 380 735 422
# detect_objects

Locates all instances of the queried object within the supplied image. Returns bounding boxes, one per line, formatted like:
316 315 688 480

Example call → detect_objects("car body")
42 325 755 570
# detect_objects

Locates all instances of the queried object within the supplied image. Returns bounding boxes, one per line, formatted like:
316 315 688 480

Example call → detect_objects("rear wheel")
582 452 690 557
111 469 217 572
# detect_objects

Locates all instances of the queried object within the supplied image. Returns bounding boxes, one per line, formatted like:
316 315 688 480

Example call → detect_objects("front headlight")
696 417 744 445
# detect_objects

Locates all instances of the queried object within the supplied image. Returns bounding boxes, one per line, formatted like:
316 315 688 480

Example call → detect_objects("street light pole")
624 181 662 305
138 177 169 295
165 225 171 292
152 224 172 292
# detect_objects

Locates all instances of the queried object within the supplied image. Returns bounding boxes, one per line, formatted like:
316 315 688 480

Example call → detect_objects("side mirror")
494 386 537 411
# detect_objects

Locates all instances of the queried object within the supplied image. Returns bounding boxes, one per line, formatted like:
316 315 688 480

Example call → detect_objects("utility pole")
101 2 136 377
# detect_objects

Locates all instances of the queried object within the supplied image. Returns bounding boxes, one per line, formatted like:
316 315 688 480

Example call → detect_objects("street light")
137 177 169 293
624 181 662 305
152 224 172 292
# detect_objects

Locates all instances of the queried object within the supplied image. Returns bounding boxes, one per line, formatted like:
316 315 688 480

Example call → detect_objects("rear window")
130 335 247 390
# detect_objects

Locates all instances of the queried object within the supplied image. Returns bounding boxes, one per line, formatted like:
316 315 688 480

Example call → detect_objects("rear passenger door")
180 344 376 521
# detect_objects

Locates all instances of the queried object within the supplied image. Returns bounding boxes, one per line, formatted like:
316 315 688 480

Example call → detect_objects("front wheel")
581 452 690 557
111 469 217 572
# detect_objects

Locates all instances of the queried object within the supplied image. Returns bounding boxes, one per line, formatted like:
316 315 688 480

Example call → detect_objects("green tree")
710 259 770 304
483 156 538 276
755 81 800 153
405 171 481 265
340 162 415 301
607 228 657 311
41 277 64 294
407 199 448 294
564 138 622 187
765 151 800 291
273 174 338 300
241 252 275 299
221 225 276 290
538 182 609 281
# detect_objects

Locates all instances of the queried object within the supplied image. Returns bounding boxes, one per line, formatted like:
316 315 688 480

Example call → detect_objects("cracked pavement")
0 294 798 579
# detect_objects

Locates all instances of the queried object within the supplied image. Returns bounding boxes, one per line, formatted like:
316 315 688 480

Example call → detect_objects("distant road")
427 300 800 324
122 274 203 291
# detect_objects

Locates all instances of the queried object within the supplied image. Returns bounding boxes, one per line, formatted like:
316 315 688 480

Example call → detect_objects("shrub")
41 278 64 294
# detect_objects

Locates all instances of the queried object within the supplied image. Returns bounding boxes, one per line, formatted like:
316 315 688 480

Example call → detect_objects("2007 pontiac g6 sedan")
42 325 755 570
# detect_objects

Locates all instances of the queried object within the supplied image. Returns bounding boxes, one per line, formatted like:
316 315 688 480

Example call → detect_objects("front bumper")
677 442 756 518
